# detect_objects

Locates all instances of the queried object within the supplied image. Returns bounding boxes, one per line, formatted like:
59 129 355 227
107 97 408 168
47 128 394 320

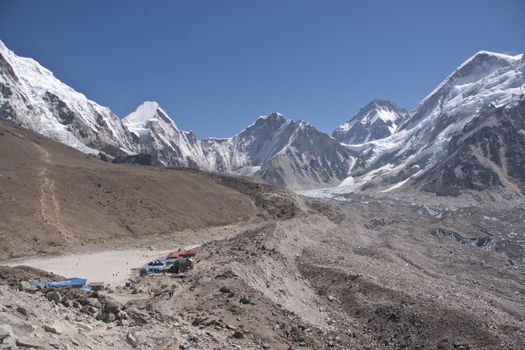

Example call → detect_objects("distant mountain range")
1 40 524 195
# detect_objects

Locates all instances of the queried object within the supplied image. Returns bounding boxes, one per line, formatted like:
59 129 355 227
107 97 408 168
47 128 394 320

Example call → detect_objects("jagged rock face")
201 113 302 175
253 117 354 189
0 41 137 156
417 99 525 196
333 99 407 144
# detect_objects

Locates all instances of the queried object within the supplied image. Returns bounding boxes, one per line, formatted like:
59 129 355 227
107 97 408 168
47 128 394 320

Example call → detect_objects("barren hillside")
0 120 298 259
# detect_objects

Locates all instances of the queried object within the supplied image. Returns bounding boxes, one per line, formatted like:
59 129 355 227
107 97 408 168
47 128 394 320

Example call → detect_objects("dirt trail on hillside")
34 141 75 245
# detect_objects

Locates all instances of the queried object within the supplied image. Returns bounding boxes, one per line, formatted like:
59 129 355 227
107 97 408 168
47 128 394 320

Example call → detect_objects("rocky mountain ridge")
1 39 524 194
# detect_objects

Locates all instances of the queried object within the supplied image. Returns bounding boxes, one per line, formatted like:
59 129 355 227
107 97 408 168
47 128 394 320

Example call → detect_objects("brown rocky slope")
0 120 300 259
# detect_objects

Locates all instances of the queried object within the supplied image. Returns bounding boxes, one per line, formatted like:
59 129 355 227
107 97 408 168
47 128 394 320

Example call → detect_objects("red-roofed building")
167 249 196 259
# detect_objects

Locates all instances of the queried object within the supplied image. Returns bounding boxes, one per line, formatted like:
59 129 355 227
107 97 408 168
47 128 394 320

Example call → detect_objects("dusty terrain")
0 120 300 259
1 121 525 349
1 192 524 349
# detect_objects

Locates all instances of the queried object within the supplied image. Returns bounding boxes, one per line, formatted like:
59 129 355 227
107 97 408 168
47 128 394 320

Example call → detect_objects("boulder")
81 305 98 315
116 310 128 320
46 291 62 303
219 286 232 294
81 297 101 308
16 305 31 317
126 332 138 348
239 296 252 304
232 330 245 339
103 300 121 314
125 307 150 325
16 337 43 348
102 312 116 323
43 324 62 335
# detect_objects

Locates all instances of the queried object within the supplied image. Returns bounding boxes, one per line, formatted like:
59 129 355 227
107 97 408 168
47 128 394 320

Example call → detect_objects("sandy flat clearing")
5 249 173 287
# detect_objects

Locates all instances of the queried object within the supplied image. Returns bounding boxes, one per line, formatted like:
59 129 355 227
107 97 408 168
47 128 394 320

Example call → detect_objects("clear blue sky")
0 0 523 137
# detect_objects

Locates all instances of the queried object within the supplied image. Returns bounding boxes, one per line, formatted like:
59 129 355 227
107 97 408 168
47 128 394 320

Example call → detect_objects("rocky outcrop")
417 99 525 196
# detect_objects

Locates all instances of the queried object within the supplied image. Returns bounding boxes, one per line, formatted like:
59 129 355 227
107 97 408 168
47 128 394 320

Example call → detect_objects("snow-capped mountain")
332 99 407 144
0 40 137 156
122 101 203 168
340 50 525 193
0 40 356 189
124 108 355 189
1 38 524 194
230 114 354 188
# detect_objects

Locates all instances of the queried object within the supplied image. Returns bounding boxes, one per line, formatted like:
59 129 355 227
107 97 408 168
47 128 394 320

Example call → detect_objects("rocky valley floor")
1 192 524 349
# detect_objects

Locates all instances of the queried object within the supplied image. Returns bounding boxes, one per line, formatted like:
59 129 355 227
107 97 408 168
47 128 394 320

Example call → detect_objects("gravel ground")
1 194 524 349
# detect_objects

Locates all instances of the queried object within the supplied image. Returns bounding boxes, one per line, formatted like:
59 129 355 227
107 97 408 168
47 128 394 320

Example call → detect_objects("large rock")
16 305 31 316
125 307 150 325
16 336 43 348
45 291 62 304
81 305 98 315
81 297 101 308
126 332 138 348
102 312 117 323
103 300 121 314
116 310 128 320
43 324 62 335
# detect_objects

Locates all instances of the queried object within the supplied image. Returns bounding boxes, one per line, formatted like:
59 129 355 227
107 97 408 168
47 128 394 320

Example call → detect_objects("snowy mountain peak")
469 50 522 63
257 112 286 122
124 101 174 125
0 40 13 60
451 50 522 81
368 98 399 107
332 99 407 144
250 112 290 130
0 40 137 156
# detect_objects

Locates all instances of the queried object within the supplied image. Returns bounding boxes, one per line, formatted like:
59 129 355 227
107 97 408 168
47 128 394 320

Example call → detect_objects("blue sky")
0 0 523 137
